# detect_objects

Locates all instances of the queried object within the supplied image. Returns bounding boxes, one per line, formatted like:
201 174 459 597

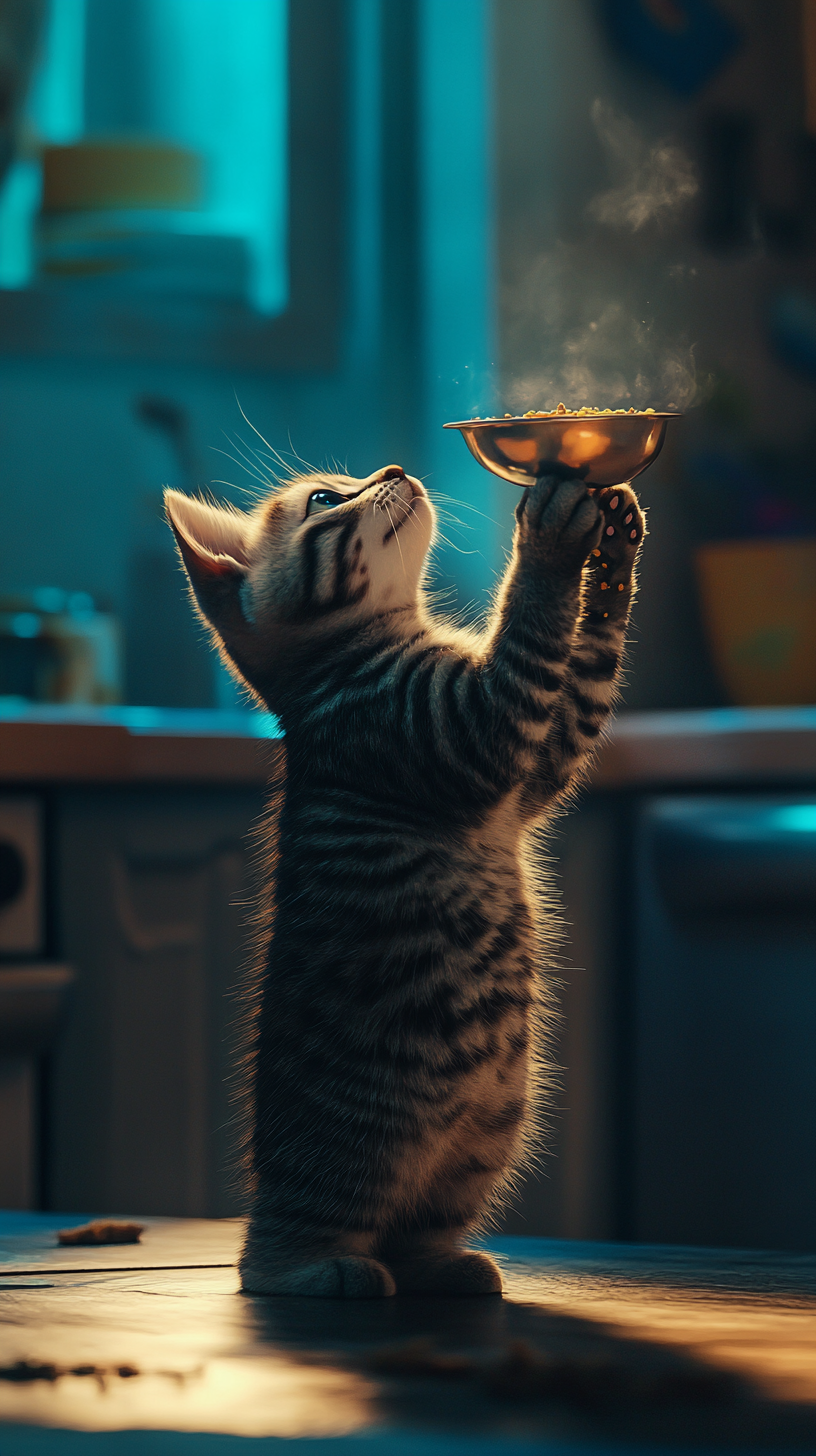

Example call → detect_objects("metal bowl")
444 412 679 488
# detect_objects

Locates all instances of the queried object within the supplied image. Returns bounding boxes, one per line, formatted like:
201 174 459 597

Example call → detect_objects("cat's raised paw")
592 484 645 554
240 1255 397 1299
389 1250 502 1297
515 475 601 576
583 484 645 609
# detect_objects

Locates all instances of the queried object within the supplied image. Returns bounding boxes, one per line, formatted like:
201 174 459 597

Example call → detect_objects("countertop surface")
1 1214 815 1453
0 703 814 789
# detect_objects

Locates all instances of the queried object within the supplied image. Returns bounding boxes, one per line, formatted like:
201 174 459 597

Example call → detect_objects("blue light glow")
767 804 816 835
141 0 288 314
28 0 87 143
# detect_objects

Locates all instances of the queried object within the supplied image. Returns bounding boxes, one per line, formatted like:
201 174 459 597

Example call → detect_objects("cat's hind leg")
240 1222 396 1298
376 1067 531 1294
377 1227 502 1296
377 1153 511 1294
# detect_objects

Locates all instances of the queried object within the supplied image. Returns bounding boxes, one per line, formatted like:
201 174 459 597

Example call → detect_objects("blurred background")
0 1 813 1251
0 0 813 710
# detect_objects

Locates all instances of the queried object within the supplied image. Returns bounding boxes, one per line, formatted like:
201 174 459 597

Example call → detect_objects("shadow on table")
244 1290 816 1452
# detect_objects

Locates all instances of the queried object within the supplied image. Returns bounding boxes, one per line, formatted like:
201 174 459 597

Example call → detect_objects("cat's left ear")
165 491 253 636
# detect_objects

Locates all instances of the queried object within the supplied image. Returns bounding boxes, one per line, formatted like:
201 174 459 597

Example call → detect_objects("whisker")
433 509 478 536
383 502 407 578
432 530 481 557
210 478 266 503
430 492 505 530
233 399 318 480
230 429 297 484
241 439 303 479
286 429 318 475
234 394 279 457
210 456 269 493
211 444 271 490
229 433 291 482
223 433 281 486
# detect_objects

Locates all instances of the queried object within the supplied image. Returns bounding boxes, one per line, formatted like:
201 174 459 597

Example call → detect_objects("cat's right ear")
164 491 253 637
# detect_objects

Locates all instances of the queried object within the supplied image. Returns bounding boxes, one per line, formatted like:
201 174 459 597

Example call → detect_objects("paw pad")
606 525 615 536
630 529 637 539
600 581 609 590
610 495 619 510
624 512 633 524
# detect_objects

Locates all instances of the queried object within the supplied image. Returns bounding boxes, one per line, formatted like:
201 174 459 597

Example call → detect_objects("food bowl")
444 412 679 488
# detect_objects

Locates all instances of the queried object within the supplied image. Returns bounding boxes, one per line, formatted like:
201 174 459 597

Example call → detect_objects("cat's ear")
165 491 253 635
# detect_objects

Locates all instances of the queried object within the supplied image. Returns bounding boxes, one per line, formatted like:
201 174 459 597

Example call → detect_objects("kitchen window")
0 0 345 367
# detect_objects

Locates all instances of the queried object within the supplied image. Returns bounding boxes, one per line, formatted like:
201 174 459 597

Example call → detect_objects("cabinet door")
633 796 816 1252
50 786 265 1217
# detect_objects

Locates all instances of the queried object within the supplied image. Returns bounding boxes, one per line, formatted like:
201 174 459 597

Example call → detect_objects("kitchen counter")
0 705 283 786
1 1214 815 1452
0 703 813 788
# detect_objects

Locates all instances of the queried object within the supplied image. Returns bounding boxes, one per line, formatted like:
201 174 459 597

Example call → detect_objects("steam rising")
502 102 700 415
507 297 697 413
588 100 698 231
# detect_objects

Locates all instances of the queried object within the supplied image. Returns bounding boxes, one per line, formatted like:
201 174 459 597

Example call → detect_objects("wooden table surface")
1 1214 815 1453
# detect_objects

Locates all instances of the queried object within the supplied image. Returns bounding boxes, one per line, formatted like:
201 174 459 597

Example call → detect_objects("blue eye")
306 489 346 517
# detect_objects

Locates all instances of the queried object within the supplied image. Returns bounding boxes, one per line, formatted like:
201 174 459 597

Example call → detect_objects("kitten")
166 464 644 1297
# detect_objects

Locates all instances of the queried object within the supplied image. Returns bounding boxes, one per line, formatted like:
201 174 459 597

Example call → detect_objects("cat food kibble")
475 406 658 420
521 405 657 418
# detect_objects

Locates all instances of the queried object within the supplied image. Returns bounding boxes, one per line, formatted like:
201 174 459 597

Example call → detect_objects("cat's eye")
306 489 347 517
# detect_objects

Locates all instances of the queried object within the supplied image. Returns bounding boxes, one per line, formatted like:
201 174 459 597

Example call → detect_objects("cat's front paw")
515 476 602 577
583 485 645 615
240 1255 396 1298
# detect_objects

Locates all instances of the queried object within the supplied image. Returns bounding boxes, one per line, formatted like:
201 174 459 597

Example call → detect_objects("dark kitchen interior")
0 1 814 1451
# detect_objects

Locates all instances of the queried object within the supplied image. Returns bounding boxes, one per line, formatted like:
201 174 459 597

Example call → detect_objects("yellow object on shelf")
695 538 816 707
42 140 203 213
0 595 123 705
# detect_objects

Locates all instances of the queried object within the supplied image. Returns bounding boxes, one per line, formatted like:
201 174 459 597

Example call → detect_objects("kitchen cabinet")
50 786 264 1217
503 787 816 1253
1 706 814 1240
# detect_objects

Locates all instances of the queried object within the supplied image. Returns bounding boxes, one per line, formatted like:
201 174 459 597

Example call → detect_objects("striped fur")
166 466 645 1297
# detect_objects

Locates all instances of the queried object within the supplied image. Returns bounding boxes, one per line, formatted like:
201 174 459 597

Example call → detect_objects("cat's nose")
376 465 405 482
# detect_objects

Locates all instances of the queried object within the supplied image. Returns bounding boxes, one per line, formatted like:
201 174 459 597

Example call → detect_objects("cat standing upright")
166 464 645 1297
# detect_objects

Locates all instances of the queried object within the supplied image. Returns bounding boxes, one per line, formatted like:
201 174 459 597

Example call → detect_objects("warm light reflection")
0 1356 375 1437
558 426 612 467
503 1267 816 1405
0 1268 376 1438
493 434 539 463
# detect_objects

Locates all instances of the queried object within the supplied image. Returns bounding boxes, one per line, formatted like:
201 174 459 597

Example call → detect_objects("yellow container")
695 538 816 706
42 141 203 213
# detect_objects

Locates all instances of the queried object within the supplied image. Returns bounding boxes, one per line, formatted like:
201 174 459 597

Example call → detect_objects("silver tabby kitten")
166 464 645 1298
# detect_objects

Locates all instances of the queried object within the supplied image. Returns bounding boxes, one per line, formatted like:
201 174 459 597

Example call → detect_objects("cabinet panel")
51 787 264 1216
633 796 816 1252
497 798 623 1241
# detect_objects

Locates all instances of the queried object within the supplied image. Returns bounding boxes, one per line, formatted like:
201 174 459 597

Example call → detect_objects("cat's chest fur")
269 778 538 1103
